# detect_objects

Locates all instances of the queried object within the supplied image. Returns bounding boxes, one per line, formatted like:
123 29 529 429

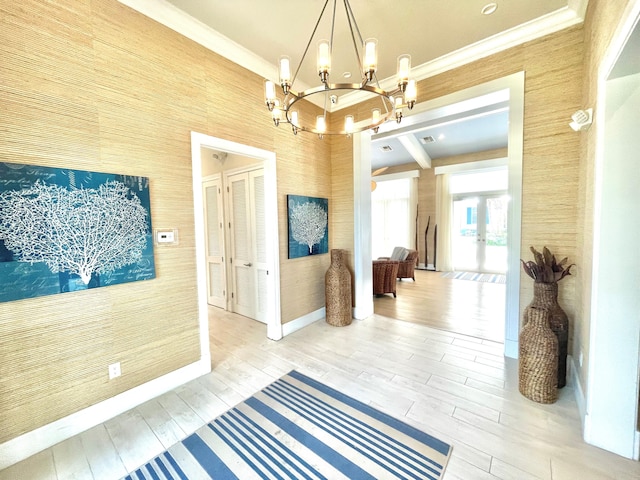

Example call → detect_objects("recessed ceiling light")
481 3 498 15
438 133 445 140
343 71 352 78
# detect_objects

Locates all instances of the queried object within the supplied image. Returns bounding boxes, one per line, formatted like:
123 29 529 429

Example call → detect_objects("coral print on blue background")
287 194 328 259
0 163 155 302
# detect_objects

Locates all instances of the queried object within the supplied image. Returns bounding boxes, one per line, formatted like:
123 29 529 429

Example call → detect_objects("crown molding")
568 0 590 19
335 5 588 110
118 1 586 111
117 0 313 94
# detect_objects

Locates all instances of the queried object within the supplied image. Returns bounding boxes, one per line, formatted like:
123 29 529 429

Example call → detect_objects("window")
371 177 413 259
449 167 507 194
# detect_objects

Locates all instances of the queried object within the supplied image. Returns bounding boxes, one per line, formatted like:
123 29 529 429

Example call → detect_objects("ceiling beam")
398 136 431 169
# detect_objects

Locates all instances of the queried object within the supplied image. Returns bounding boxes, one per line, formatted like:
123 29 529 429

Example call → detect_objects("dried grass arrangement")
520 246 575 390
521 246 574 284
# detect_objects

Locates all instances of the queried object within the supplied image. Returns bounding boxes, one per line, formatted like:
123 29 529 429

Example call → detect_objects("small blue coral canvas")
0 162 155 302
287 194 329 259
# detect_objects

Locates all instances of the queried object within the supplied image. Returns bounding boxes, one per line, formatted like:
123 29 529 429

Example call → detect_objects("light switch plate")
154 228 179 245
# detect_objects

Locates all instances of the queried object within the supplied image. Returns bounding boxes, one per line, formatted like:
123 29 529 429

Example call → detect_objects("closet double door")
203 167 267 323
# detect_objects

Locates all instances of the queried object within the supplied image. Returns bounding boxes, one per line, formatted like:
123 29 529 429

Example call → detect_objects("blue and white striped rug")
124 370 451 479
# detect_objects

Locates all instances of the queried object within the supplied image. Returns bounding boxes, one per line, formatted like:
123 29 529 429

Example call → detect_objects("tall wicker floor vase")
325 249 352 327
524 282 569 388
519 306 558 404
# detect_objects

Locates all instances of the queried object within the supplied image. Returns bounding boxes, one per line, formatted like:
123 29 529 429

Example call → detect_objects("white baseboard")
0 357 211 470
281 307 325 337
504 339 518 359
568 354 587 428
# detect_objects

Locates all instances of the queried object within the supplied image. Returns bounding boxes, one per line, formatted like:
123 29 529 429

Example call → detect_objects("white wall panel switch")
154 229 179 245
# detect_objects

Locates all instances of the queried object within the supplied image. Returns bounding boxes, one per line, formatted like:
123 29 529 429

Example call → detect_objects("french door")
452 194 507 273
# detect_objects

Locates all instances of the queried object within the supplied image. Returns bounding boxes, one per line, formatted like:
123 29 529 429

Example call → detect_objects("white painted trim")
504 339 518 359
190 132 282 341
398 135 432 169
434 158 508 175
353 131 374 321
117 0 284 88
585 0 640 460
336 8 584 110
568 0 590 19
281 308 325 336
190 136 212 363
374 170 420 182
0 359 210 470
356 73 525 358
504 72 525 359
569 355 587 425
118 0 583 112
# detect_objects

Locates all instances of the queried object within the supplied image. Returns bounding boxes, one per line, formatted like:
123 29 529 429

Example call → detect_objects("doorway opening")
358 72 524 357
586 2 640 459
190 132 282 345
203 161 268 324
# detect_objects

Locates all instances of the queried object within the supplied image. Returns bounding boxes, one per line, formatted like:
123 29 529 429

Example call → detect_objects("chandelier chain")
263 0 416 137
291 0 331 89
344 2 365 81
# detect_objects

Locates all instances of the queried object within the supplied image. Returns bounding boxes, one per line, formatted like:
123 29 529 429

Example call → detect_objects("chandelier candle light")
264 0 417 138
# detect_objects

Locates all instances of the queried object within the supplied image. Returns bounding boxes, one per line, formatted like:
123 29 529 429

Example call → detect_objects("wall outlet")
108 362 121 380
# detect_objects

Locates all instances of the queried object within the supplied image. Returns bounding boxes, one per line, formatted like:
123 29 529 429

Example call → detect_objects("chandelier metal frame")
264 0 416 138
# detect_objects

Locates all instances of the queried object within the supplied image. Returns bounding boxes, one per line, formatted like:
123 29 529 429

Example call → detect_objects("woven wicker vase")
519 306 558 404
524 282 569 388
325 249 352 327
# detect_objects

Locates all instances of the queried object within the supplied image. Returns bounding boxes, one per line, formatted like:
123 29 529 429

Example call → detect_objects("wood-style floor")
2 309 639 479
375 269 506 343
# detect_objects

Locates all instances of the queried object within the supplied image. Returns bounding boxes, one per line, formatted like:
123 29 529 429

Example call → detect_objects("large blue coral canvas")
0 162 155 302
287 194 328 259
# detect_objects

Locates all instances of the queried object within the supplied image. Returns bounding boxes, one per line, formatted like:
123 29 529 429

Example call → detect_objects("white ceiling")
121 0 588 169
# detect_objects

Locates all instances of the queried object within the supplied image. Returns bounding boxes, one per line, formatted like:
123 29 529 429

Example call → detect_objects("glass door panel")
484 196 508 273
453 194 508 273
452 198 479 271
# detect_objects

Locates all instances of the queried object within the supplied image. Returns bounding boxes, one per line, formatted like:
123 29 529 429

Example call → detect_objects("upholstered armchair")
397 249 418 281
372 259 399 297
378 247 418 281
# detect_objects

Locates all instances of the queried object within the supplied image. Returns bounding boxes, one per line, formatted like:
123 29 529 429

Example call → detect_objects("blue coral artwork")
0 162 156 302
287 194 329 259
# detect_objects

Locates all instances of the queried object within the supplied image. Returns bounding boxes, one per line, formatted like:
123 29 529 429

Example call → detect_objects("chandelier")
263 0 416 138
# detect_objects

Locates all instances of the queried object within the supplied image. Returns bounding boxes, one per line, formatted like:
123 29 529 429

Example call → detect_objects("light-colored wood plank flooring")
375 269 506 343
2 309 639 479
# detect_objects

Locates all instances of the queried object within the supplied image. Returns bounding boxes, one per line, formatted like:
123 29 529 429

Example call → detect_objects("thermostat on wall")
154 229 179 245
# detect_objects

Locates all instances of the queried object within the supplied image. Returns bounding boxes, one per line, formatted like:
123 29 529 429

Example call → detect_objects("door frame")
586 0 640 459
190 132 282 343
353 72 524 358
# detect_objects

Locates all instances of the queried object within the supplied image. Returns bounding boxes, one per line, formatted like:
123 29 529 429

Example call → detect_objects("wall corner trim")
568 354 587 426
281 308 325 337
504 339 518 359
0 358 211 470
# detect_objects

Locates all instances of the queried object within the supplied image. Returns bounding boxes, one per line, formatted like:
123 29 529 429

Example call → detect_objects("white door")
226 169 267 323
452 194 507 273
203 178 226 308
